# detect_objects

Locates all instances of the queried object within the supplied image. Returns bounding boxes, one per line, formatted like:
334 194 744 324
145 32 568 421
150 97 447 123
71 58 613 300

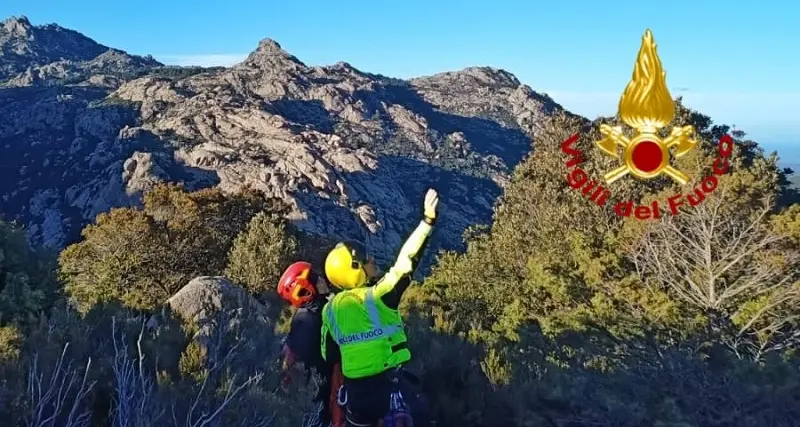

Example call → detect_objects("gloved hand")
423 188 439 223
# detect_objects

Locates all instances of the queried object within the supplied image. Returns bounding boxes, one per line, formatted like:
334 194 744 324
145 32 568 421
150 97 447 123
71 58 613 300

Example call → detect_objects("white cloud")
155 54 248 67
542 90 800 145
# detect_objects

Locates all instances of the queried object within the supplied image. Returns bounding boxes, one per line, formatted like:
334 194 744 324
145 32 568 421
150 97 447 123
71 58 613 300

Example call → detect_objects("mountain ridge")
0 15 162 88
0 16 574 270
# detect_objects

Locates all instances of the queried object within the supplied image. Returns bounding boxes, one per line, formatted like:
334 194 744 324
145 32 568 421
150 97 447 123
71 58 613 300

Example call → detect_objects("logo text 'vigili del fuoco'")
561 29 733 220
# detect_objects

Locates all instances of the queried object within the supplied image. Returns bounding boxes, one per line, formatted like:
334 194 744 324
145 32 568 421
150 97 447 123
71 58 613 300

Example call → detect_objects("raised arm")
375 189 439 309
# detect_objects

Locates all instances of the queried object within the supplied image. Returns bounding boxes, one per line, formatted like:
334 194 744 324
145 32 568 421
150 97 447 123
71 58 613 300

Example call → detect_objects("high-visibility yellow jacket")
321 219 434 379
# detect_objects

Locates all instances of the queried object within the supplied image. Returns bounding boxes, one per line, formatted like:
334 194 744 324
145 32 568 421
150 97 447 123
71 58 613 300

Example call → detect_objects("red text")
561 133 734 219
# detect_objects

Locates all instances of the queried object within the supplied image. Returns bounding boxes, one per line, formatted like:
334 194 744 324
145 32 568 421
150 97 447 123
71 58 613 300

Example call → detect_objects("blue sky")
3 0 798 163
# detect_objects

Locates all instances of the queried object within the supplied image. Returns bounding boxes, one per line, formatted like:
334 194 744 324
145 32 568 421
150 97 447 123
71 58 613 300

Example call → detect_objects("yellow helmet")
325 240 369 290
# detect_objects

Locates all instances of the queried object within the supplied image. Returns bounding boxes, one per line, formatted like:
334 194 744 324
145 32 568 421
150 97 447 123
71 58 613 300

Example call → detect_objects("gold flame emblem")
596 29 697 185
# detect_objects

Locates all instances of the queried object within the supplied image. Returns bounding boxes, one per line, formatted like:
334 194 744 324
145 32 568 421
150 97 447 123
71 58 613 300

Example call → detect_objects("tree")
412 102 800 427
59 184 287 312
0 220 58 325
225 212 299 298
422 102 800 369
632 192 800 361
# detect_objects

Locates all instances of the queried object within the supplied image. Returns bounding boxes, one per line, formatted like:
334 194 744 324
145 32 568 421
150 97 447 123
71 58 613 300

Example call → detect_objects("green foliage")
225 212 299 298
0 325 21 362
402 313 517 427
178 339 208 383
59 183 287 311
415 103 800 425
0 220 58 326
95 65 226 84
376 131 498 179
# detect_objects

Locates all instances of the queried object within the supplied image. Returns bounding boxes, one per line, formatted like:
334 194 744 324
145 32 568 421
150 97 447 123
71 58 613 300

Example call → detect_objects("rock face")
0 16 574 269
165 276 272 358
167 276 271 327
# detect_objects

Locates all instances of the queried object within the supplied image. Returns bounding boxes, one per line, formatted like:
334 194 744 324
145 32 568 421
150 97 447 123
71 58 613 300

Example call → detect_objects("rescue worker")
321 188 439 427
277 261 344 427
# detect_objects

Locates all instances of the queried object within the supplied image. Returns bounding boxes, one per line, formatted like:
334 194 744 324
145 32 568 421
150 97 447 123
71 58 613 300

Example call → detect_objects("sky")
2 0 798 163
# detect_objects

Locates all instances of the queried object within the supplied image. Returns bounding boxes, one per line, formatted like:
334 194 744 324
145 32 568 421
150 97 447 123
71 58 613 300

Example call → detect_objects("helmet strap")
316 277 331 295
291 285 310 302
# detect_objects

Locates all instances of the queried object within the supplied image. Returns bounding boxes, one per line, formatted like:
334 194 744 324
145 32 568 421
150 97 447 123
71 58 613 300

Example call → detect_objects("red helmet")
277 261 318 308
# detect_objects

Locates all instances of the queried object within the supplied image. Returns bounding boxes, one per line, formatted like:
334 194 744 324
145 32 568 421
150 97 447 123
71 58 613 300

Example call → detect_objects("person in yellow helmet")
321 188 439 427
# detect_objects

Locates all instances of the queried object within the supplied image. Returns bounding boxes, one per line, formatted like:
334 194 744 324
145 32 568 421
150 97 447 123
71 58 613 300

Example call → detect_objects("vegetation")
1 102 799 426
52 65 227 88
409 102 800 426
0 220 58 325
1 184 312 427
59 184 286 312
225 211 299 299
148 65 227 80
114 65 227 82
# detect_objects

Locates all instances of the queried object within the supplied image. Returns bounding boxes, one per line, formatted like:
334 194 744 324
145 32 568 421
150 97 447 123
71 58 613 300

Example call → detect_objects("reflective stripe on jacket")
321 286 410 379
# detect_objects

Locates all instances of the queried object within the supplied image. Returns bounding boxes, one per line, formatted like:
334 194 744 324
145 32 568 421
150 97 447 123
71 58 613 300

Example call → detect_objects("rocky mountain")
0 16 572 268
0 16 161 88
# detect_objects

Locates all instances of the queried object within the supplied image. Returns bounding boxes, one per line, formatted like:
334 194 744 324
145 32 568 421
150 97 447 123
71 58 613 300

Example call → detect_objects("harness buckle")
389 366 403 384
336 384 348 406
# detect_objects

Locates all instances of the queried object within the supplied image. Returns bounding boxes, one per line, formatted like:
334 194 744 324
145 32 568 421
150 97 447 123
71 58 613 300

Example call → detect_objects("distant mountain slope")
0 16 575 269
784 163 800 189
0 16 162 88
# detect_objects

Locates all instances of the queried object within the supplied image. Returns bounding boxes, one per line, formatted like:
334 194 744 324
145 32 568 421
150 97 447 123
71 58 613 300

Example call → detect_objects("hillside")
784 163 800 188
0 16 161 87
0 15 799 427
0 16 569 270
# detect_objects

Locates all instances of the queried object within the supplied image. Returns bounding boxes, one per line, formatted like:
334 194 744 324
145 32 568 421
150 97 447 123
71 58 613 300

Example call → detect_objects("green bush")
411 103 800 425
0 220 58 325
0 325 21 363
59 183 287 311
0 300 311 427
225 212 299 298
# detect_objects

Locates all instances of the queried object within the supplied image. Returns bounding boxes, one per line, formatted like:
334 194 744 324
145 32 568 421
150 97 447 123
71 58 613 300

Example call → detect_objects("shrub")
59 184 287 311
414 102 800 425
0 300 311 427
0 325 21 363
0 220 58 326
225 212 299 298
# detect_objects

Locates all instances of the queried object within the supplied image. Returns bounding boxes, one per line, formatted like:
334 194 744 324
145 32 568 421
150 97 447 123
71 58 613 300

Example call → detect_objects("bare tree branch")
180 308 266 427
631 193 800 359
25 343 96 427
110 316 166 427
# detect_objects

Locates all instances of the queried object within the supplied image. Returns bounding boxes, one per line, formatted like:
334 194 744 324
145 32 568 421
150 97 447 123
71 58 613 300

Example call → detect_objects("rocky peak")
240 38 306 69
412 66 522 90
256 38 284 53
463 66 521 88
0 16 107 62
330 61 356 71
0 16 161 87
324 61 366 77
1 16 32 38
88 48 161 69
